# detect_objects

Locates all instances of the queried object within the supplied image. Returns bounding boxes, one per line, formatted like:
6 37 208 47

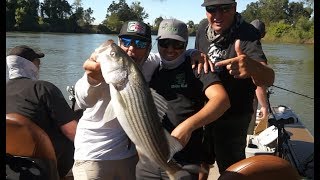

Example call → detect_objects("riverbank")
262 35 314 44
6 30 314 45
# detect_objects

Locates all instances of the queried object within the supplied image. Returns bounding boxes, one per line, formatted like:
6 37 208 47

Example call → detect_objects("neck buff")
205 12 244 47
160 51 187 70
6 55 39 80
205 13 243 71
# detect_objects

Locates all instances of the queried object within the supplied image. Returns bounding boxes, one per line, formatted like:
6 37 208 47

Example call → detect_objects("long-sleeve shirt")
73 52 160 160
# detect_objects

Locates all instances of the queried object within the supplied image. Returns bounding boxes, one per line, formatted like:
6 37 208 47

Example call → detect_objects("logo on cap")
161 23 178 34
127 21 146 34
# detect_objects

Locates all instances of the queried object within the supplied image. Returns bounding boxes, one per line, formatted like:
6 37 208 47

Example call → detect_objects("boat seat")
219 155 300 180
6 113 59 180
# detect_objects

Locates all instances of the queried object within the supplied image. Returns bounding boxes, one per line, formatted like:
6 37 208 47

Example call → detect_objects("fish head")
96 40 132 87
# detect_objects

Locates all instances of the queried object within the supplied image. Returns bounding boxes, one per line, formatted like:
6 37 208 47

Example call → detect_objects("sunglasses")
158 39 185 50
120 37 148 49
206 4 234 14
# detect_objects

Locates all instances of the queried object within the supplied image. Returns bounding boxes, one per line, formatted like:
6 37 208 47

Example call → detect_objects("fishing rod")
271 85 314 100
66 86 76 111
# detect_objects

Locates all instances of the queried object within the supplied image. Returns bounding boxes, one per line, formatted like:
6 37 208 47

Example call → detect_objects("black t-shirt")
195 20 267 115
149 57 220 164
6 77 76 152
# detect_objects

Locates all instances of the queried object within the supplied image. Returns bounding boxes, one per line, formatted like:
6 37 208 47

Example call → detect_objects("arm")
255 85 269 119
250 61 275 87
215 39 275 87
75 73 109 109
40 82 78 141
75 53 109 109
60 120 78 141
83 51 104 85
171 82 230 146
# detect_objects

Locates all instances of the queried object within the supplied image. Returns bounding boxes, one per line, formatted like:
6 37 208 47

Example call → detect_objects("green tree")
153 16 163 30
73 0 82 10
104 0 149 32
130 1 148 21
241 0 289 24
287 2 312 24
6 0 18 30
187 20 194 29
83 8 95 25
303 0 314 6
241 1 262 23
260 0 288 24
14 0 41 31
41 0 72 19
40 0 72 31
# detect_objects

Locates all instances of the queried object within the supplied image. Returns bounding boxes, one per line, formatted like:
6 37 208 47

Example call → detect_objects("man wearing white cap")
135 18 230 180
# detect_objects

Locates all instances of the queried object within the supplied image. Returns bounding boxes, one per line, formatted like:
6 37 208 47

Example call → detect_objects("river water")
6 32 314 135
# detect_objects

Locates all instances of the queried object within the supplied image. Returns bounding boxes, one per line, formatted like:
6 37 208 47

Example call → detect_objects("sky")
66 0 259 25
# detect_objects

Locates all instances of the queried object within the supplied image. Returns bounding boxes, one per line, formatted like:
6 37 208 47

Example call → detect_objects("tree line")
6 0 314 43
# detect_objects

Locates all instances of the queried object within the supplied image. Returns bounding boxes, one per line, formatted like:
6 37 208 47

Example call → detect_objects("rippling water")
6 32 314 135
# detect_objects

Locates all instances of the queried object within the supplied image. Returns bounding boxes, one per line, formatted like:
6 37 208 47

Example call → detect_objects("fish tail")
166 171 176 180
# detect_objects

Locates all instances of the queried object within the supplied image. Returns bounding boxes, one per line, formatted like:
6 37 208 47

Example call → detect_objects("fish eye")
110 51 116 57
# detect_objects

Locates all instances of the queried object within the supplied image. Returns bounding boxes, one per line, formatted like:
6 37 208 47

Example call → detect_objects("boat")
243 104 314 179
6 87 314 180
209 88 314 179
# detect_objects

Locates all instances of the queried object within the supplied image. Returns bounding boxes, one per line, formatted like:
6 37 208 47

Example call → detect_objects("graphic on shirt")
207 43 227 73
171 73 187 89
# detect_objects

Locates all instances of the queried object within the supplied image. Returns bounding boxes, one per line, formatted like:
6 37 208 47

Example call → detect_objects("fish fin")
110 84 127 110
150 88 168 121
102 102 116 122
150 88 177 124
166 171 176 180
164 130 183 163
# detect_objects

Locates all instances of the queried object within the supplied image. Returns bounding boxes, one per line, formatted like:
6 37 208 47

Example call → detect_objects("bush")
268 21 292 38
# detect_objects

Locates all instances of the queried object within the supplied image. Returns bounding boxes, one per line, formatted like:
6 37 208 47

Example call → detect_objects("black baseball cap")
118 21 152 42
251 19 266 36
8 45 44 61
201 0 236 6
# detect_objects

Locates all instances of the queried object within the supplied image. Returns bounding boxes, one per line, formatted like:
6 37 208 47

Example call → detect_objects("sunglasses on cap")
120 37 148 49
158 39 185 50
206 4 235 14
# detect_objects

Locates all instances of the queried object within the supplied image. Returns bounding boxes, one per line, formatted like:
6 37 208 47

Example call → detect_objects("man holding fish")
72 21 154 180
73 19 230 179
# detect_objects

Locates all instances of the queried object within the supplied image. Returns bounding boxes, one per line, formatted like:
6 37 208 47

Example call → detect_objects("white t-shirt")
74 53 160 160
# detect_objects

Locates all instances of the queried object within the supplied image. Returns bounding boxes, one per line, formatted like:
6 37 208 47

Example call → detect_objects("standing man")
72 21 154 180
248 19 269 134
195 0 275 173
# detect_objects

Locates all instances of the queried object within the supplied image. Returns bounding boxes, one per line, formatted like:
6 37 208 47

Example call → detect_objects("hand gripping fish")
95 40 190 179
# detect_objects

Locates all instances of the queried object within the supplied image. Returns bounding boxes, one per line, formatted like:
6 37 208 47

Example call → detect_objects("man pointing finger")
215 39 271 80
195 0 275 174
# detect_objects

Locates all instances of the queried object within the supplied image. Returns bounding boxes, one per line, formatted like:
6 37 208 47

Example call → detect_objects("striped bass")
95 40 185 179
